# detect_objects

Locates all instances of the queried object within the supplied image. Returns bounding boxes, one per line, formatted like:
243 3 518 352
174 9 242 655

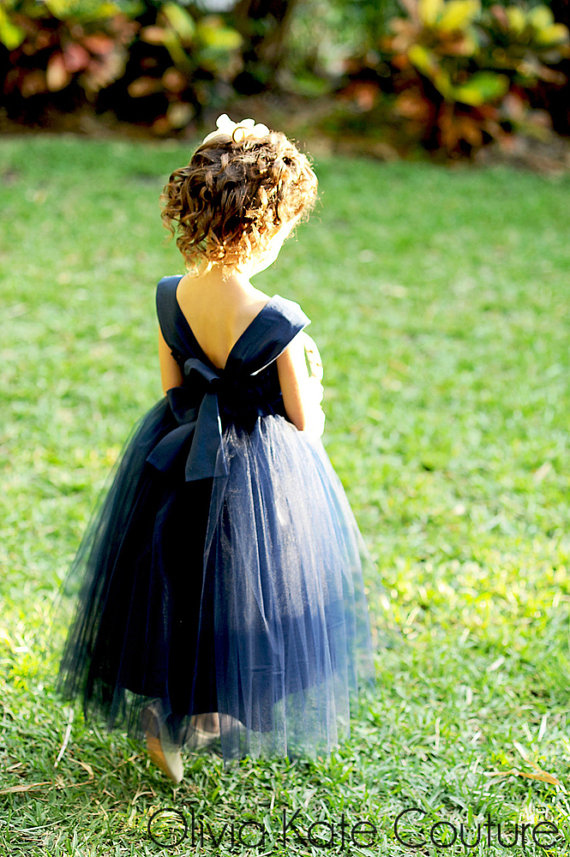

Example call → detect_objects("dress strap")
156 276 184 355
231 296 311 375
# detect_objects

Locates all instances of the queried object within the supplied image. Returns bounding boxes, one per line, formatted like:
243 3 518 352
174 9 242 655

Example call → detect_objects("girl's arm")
158 324 183 394
276 332 325 436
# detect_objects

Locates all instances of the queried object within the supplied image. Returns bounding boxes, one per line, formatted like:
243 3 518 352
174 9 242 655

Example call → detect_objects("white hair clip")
201 113 270 145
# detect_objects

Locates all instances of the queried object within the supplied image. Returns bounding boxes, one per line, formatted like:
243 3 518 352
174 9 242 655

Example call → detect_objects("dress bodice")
146 276 311 482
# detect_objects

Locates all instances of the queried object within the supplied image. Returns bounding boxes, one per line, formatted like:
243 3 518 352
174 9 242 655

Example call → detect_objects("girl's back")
174 274 274 371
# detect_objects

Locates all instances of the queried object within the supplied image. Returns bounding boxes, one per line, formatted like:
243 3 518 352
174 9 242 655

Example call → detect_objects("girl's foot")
181 712 221 751
142 704 183 783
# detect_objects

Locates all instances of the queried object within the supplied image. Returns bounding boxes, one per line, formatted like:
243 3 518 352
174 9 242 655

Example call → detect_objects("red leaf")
81 34 114 55
152 115 172 135
395 89 430 120
489 4 509 28
46 53 71 91
20 69 47 97
81 51 124 92
63 42 90 73
128 76 163 97
162 67 187 93
140 26 168 45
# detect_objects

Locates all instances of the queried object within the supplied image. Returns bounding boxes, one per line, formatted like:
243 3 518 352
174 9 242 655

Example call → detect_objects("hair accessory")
201 113 269 145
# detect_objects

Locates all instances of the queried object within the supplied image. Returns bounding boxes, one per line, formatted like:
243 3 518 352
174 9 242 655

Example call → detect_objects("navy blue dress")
53 275 375 762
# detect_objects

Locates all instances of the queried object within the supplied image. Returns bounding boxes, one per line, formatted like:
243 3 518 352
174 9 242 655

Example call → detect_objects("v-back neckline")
173 276 279 372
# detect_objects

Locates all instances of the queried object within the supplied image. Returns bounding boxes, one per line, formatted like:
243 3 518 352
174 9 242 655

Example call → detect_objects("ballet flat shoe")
179 713 221 752
142 705 184 784
189 726 221 751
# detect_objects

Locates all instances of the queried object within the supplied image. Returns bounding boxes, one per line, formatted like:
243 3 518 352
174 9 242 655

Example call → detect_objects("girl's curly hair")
160 129 318 271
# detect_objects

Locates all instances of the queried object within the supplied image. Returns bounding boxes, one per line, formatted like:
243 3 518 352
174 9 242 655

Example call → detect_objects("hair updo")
160 129 318 271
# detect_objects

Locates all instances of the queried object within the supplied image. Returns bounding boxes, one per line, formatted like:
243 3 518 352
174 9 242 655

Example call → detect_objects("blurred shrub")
286 0 400 89
1 1 137 106
338 0 570 157
2 0 568 156
0 0 244 132
231 0 299 95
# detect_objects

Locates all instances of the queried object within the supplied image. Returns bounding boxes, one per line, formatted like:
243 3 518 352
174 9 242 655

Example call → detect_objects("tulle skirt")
51 396 376 763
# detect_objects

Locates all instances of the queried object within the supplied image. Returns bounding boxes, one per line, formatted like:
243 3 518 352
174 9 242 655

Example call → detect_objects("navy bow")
146 357 230 482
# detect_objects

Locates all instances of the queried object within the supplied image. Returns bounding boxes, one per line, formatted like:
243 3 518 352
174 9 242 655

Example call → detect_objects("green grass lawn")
0 135 568 856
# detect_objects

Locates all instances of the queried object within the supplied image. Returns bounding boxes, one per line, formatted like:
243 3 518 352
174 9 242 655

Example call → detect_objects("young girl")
53 114 375 783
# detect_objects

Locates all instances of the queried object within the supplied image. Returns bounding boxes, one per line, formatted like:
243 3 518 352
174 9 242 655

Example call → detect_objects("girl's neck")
198 266 248 286
182 261 263 299
178 264 268 308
